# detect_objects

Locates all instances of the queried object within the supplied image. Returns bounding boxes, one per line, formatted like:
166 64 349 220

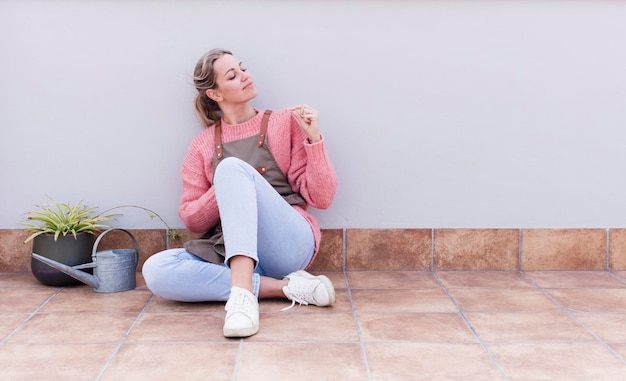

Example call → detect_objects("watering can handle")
92 228 140 269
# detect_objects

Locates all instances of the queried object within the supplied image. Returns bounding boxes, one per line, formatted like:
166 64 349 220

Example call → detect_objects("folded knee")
214 157 254 182
142 249 185 294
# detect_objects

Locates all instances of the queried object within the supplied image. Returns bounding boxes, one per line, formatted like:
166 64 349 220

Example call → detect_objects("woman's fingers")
291 104 317 123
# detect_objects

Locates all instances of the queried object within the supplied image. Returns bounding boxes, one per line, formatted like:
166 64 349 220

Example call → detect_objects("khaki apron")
184 110 305 263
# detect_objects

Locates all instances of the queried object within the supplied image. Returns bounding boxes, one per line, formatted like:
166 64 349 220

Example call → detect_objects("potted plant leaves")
22 198 180 286
22 199 117 286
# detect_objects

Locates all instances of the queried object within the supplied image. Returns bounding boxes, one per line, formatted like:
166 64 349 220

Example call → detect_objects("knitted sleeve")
280 110 338 209
178 131 220 233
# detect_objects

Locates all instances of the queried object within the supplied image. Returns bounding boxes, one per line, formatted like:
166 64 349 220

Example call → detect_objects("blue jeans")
142 157 315 302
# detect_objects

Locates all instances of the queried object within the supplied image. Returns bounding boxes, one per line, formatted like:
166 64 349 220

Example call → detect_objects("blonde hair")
193 48 232 128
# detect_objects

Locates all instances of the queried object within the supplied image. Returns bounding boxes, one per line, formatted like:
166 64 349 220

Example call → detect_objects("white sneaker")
223 286 259 338
282 270 336 311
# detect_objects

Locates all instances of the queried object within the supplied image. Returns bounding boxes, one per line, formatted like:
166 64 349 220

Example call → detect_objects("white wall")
1 0 626 230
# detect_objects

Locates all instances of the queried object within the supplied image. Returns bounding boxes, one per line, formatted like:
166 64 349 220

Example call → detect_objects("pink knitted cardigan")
178 107 338 259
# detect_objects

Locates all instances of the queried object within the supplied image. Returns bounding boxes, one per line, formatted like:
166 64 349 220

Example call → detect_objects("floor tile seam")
361 308 626 316
357 309 462 314
342 227 347 273
5 340 137 345
120 340 241 345
24 311 145 316
344 268 373 381
568 308 626 313
532 286 626 290
481 339 604 344
520 271 626 365
525 270 618 273
141 311 227 316
345 270 435 273
0 288 62 345
36 310 154 314
349 287 444 290
445 286 558 291
431 228 435 271
572 311 626 316
606 228 611 270
435 270 526 273
457 308 563 313
439 287 537 290
0 342 120 347
93 293 154 381
360 339 480 344
231 340 244 381
355 311 461 315
238 340 362 344
463 310 582 314
608 271 626 285
258 310 353 315
0 287 61 290
432 272 511 381
363 341 490 347
518 229 523 271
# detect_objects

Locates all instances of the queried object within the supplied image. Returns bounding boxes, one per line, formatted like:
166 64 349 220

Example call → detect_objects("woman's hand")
291 104 321 143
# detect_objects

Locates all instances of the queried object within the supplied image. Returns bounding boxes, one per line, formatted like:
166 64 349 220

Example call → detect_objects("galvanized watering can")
31 228 139 293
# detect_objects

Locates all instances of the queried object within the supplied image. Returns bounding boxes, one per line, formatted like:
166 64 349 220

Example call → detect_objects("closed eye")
227 65 247 80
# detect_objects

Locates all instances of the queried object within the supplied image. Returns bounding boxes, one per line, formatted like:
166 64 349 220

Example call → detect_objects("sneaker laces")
226 288 255 313
280 283 316 312
281 300 297 312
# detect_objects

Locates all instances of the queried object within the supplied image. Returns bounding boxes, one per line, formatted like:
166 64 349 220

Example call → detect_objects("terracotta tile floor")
2 270 626 380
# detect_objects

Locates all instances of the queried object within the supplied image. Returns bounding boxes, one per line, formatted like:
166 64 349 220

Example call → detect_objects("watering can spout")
31 253 99 288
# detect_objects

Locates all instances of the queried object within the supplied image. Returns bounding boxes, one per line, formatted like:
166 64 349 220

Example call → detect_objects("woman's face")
208 54 257 104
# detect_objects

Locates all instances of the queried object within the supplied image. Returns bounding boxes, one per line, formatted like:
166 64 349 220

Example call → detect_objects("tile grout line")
432 272 511 381
0 287 63 345
344 277 373 380
343 228 373 379
94 293 155 381
518 229 523 272
231 339 244 381
343 227 347 273
521 272 626 365
431 228 435 271
608 271 626 285
606 228 610 271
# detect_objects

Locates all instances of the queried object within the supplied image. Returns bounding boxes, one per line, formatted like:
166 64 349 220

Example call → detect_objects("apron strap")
257 110 273 147
214 120 223 159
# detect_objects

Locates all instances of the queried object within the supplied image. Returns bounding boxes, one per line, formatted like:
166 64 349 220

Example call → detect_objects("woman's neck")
220 103 257 125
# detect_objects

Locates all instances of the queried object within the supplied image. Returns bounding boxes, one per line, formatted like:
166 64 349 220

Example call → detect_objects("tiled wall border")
2 228 626 272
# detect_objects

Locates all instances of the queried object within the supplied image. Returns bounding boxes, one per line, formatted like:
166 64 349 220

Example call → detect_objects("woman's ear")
206 89 222 102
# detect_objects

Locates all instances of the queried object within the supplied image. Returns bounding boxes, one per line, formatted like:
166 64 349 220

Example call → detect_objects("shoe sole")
223 324 259 338
292 270 336 306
